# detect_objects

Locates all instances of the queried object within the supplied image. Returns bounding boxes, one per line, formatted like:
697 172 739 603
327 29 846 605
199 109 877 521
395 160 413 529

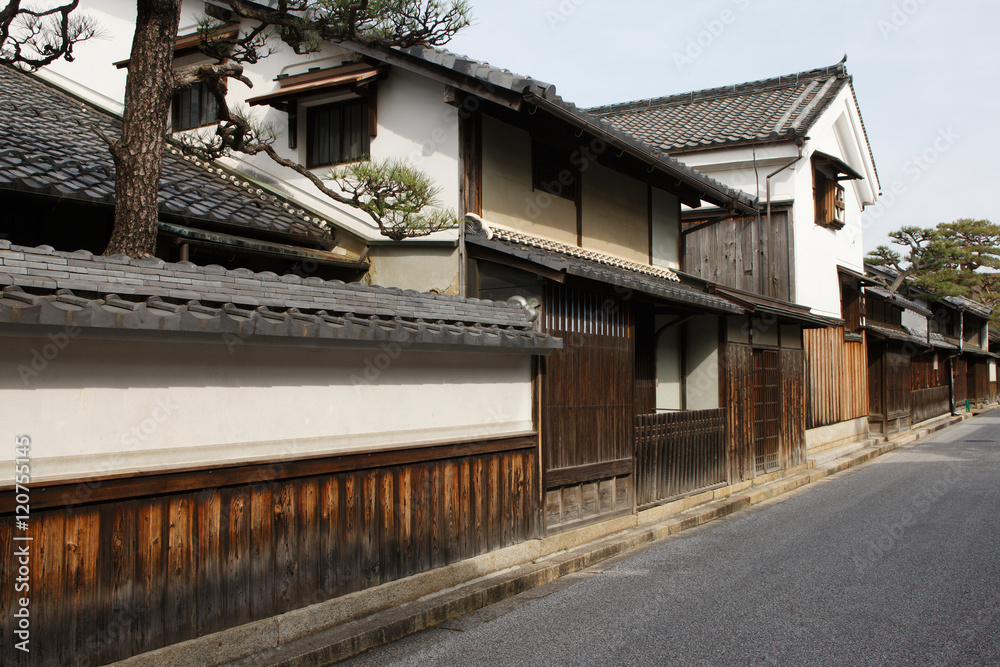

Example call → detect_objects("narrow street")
344 414 1000 667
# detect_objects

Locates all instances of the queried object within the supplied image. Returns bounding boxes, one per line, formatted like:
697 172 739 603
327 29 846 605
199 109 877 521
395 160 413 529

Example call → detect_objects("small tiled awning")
707 285 841 328
837 265 878 286
813 151 864 181
247 63 387 108
157 222 369 271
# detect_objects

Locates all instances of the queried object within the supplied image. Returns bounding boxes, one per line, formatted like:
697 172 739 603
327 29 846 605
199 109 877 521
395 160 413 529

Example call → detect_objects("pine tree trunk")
103 0 182 257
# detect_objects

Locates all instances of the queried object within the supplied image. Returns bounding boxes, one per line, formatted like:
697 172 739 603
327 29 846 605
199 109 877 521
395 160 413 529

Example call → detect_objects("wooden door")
752 349 781 475
540 283 635 530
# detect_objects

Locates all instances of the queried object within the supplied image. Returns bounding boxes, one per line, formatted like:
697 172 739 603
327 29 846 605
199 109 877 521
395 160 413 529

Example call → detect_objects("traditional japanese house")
0 66 563 666
591 58 881 453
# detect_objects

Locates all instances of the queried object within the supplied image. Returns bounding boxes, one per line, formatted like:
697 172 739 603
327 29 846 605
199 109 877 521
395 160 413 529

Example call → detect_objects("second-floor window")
172 82 219 132
306 99 369 168
814 169 845 229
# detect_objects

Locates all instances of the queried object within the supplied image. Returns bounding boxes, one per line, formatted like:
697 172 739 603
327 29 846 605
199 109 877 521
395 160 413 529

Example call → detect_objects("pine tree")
2 0 472 256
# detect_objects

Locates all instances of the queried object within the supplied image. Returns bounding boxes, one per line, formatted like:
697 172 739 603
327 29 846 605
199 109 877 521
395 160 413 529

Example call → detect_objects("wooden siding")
953 357 968 404
723 343 755 482
868 341 912 436
634 409 727 507
724 342 805 481
540 283 635 531
968 357 990 404
804 327 868 429
682 211 793 303
911 386 950 424
0 440 538 666
781 349 807 469
753 349 782 475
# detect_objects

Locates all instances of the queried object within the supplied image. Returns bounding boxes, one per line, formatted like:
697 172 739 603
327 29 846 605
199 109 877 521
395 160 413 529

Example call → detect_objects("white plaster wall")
654 316 682 411
0 336 533 484
791 88 873 317
685 316 720 410
650 187 679 270
368 245 459 294
581 163 648 265
902 308 929 338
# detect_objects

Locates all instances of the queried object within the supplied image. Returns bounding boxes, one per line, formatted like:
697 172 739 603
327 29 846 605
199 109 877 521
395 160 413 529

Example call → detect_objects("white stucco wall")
685 316 720 410
654 316 682 411
650 187 680 270
0 336 533 485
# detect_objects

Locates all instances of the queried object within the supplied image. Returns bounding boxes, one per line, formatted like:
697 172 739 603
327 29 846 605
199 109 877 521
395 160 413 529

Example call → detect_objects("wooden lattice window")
814 169 845 229
532 140 577 201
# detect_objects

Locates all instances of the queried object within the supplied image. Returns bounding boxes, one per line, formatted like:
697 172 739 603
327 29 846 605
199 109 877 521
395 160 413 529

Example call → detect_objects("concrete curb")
112 408 995 667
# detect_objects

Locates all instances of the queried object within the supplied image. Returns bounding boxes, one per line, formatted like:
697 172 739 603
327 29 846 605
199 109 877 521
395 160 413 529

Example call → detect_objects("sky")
445 0 1000 251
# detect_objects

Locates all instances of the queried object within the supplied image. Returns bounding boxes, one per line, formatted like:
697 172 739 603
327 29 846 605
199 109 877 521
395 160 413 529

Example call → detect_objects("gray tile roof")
942 295 993 318
589 61 851 153
465 219 743 315
345 43 758 214
866 286 933 317
866 321 929 348
0 66 334 245
0 240 559 351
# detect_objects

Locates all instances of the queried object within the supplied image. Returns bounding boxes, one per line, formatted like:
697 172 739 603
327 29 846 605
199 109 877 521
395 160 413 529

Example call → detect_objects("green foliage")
866 219 1000 320
330 158 457 240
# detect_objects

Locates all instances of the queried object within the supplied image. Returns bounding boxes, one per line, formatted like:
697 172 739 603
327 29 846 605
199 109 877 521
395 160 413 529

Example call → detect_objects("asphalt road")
343 413 1000 667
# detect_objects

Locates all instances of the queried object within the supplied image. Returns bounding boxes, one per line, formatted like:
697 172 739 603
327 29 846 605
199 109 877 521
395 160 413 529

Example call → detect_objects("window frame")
171 81 221 132
305 97 371 169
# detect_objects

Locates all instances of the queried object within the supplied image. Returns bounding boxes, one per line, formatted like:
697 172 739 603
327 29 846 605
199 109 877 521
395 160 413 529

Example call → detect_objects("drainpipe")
948 356 956 415
766 141 805 232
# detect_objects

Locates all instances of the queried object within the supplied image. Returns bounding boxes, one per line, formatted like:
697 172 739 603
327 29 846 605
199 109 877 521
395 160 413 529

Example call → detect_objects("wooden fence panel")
911 386 950 424
724 343 754 482
805 327 867 429
634 409 727 507
781 349 807 469
0 439 538 667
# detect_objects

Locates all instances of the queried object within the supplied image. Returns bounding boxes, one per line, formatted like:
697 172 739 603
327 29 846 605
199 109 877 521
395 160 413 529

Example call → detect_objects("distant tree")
2 0 471 257
866 225 958 293
867 219 1000 319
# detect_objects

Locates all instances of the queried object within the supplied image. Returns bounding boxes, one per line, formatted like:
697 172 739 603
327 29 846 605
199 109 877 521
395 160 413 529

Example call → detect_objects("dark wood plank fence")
911 386 950 424
634 409 727 507
0 438 538 666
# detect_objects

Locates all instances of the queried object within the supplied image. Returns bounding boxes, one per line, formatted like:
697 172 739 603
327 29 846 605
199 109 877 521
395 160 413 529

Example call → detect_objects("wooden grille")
752 349 781 475
540 284 634 528
635 409 727 506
